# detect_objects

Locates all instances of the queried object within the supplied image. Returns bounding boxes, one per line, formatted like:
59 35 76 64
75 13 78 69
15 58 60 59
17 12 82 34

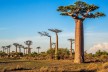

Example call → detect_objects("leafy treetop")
57 1 105 20
48 29 62 33
38 32 51 37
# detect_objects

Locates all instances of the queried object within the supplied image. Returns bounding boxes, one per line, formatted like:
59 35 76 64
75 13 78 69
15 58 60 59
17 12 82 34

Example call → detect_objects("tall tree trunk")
38 49 39 54
9 48 10 54
16 46 17 53
70 41 73 58
24 49 25 54
19 48 21 53
55 33 58 60
3 48 4 52
50 36 52 49
26 49 28 54
74 19 84 63
28 45 30 54
30 48 31 53
7 48 8 54
50 36 53 59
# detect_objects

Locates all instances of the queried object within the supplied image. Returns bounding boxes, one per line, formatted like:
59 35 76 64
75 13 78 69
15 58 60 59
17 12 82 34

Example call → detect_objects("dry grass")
0 59 107 72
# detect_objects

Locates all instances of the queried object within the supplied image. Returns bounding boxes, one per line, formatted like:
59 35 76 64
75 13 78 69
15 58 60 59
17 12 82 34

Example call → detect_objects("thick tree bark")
70 41 73 58
3 48 5 52
7 48 8 54
50 37 52 49
19 48 21 53
74 19 84 63
38 49 39 54
30 48 31 54
26 49 28 54
9 48 10 54
50 36 53 59
55 33 58 60
24 49 25 54
28 45 30 54
16 46 17 53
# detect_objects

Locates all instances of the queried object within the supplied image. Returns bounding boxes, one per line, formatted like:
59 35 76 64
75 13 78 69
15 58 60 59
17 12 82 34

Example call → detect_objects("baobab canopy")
57 1 105 20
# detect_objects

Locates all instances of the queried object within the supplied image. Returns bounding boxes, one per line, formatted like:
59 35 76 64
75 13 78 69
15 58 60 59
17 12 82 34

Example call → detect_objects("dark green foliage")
29 52 37 57
58 48 70 59
47 48 70 59
94 50 108 56
47 49 55 55
57 1 105 19
10 52 23 57
0 51 7 57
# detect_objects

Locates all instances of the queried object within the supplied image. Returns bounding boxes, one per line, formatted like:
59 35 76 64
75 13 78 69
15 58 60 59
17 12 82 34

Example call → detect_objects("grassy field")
0 58 107 72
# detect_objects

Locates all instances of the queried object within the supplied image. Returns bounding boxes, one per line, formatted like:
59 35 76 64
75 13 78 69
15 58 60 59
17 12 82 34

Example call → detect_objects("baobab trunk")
24 49 25 54
16 46 17 53
26 49 28 54
7 48 8 54
30 48 31 53
74 19 84 63
38 49 39 54
55 33 58 60
3 48 5 52
19 48 21 53
50 37 52 49
28 46 30 54
9 48 10 54
50 36 53 59
70 41 73 58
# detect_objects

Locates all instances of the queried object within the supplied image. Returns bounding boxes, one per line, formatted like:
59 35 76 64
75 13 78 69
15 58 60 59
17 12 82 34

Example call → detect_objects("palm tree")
57 1 105 63
24 40 32 54
13 43 19 53
6 45 11 54
36 47 41 54
48 29 62 60
68 39 74 58
38 31 52 49
1 46 6 52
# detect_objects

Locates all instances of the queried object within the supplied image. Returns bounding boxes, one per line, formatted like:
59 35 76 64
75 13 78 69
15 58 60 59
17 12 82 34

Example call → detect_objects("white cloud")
87 43 108 54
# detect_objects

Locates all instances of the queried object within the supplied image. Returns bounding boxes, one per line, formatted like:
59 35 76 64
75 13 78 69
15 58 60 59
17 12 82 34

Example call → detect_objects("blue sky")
0 0 108 53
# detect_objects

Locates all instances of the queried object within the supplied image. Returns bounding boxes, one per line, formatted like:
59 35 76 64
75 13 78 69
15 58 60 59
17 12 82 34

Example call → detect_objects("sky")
0 0 108 53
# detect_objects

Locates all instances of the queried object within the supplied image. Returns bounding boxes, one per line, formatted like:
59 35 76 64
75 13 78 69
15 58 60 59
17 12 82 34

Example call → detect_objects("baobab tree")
1 46 6 52
57 1 105 63
68 39 74 58
13 43 19 53
6 45 11 54
24 47 28 54
23 47 26 54
52 42 56 48
24 40 32 54
38 31 52 49
18 44 23 53
48 29 62 60
36 47 41 54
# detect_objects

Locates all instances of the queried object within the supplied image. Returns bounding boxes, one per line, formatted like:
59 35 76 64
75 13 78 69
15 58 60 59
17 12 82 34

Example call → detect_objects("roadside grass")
0 59 107 72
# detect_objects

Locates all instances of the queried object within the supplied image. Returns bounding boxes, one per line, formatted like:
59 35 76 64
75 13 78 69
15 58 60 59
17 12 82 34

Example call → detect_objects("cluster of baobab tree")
38 29 75 60
1 40 35 55
0 1 105 64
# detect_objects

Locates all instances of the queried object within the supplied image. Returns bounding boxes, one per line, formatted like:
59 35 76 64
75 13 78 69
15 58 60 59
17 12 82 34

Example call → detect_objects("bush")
47 48 69 59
